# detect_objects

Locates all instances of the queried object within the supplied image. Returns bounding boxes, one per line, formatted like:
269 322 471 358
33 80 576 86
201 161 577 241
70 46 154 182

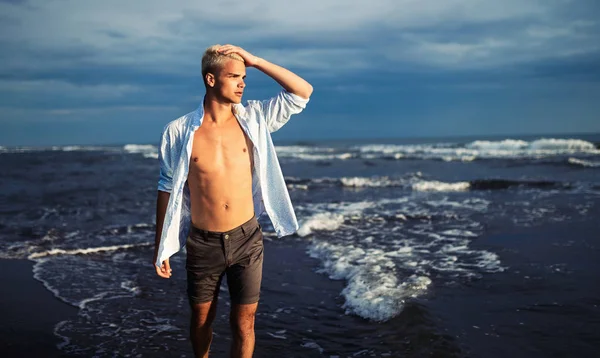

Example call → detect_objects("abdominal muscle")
187 119 255 232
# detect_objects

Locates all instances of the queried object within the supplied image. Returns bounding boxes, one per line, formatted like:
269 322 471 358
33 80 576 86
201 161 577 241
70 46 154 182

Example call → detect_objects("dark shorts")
186 216 264 305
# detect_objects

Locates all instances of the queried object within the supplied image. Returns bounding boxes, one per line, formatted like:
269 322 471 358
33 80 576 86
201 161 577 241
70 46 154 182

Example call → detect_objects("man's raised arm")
218 44 313 99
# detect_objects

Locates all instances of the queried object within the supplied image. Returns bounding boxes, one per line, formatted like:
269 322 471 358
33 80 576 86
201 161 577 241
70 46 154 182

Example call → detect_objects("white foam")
297 212 345 237
54 320 71 350
123 144 158 158
357 144 405 155
0 145 108 153
60 145 102 151
307 227 504 322
529 138 596 151
340 176 404 188
295 153 353 161
120 280 141 296
568 157 600 168
472 251 504 271
441 229 479 237
466 139 529 151
353 349 372 356
308 241 431 322
1 240 39 259
296 200 382 237
353 138 599 161
287 183 309 190
301 342 324 353
297 200 375 220
28 243 152 259
275 145 334 154
78 292 110 310
300 193 502 322
424 197 490 211
267 332 287 340
123 144 156 152
32 258 66 305
276 145 357 161
412 180 470 192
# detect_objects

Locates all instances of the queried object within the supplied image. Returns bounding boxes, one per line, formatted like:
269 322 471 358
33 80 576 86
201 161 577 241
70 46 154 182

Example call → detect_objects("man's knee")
191 301 218 329
230 304 257 336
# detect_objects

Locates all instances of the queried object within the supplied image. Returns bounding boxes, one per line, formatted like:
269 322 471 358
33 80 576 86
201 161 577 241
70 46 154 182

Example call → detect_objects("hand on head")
218 44 261 67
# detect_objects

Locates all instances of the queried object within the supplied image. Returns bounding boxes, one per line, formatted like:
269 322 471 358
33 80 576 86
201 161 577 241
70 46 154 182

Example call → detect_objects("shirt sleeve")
260 90 310 133
157 126 174 192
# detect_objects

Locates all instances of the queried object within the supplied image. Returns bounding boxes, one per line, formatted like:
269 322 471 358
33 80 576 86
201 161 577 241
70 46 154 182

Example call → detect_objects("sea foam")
568 157 600 168
28 243 151 259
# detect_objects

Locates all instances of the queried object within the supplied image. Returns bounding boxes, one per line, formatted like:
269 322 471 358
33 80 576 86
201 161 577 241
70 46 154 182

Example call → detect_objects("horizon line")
2 130 599 148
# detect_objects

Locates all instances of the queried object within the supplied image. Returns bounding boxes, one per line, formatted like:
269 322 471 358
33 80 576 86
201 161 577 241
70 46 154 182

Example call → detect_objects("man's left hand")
218 44 261 67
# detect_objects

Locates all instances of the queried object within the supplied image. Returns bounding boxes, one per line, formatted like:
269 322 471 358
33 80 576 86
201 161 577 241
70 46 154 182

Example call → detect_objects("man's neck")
203 94 235 125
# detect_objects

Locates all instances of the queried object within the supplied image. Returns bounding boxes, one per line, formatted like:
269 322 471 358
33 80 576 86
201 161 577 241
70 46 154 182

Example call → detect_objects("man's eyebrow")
226 72 247 78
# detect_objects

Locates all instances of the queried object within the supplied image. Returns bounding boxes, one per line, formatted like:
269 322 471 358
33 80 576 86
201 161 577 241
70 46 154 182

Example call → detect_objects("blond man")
153 44 313 358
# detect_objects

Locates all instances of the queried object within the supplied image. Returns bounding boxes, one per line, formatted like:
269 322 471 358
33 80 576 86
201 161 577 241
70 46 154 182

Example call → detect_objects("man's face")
212 59 246 104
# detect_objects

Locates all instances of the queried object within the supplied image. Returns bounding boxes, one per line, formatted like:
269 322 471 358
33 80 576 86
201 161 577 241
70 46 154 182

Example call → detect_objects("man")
152 44 313 358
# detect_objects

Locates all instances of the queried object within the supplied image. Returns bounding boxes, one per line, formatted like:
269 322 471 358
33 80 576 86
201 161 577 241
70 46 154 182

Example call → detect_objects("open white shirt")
155 90 309 266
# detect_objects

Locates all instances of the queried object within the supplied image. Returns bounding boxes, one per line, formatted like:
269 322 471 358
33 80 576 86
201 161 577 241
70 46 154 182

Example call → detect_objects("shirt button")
225 234 229 240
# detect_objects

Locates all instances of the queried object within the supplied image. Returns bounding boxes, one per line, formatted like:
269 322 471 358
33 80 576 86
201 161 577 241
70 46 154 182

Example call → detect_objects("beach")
0 259 78 357
1 134 599 357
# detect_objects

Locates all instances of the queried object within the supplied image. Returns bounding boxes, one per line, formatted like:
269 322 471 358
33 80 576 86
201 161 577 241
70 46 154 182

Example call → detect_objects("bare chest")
189 119 254 174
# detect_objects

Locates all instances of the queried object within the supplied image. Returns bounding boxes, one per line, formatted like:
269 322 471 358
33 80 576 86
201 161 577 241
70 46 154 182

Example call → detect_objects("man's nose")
238 80 245 88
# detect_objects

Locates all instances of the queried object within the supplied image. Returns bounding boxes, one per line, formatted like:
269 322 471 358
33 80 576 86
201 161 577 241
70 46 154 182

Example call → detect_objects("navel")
224 203 229 210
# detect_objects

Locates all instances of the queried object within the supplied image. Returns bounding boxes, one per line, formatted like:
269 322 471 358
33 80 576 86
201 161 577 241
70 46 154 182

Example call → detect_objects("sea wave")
121 144 159 159
286 175 574 192
412 180 470 192
299 196 502 322
568 157 600 168
308 241 433 322
28 243 152 259
274 137 600 162
0 145 111 153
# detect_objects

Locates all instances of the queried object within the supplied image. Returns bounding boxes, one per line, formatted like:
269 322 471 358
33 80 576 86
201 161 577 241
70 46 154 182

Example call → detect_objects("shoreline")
0 258 78 357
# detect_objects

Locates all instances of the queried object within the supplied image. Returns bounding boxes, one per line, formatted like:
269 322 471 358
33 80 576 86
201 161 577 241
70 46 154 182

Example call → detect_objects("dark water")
1 134 599 357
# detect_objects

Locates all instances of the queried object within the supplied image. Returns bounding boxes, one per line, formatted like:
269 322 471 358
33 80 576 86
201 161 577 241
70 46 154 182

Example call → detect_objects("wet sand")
0 259 78 357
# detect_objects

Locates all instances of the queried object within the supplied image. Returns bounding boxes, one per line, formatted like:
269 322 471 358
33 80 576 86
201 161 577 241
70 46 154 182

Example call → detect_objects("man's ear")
206 73 215 88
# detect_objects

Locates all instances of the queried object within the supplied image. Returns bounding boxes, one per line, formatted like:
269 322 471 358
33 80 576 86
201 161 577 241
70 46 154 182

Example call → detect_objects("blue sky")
0 0 599 146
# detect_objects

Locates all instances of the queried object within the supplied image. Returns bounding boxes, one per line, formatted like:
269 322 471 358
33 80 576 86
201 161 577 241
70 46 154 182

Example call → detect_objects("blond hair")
201 44 245 85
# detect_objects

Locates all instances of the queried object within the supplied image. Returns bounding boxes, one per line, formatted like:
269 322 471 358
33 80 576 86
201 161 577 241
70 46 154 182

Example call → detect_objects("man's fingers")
155 264 170 278
154 259 172 279
218 45 241 54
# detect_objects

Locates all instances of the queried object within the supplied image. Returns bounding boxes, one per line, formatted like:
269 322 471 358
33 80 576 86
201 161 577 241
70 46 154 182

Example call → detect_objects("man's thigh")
186 233 227 305
226 224 264 305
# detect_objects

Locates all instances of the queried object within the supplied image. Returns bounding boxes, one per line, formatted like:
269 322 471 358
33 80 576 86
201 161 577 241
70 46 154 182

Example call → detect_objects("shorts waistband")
189 216 258 240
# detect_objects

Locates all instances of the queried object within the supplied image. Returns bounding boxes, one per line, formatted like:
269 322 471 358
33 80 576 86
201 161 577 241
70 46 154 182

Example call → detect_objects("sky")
0 0 599 146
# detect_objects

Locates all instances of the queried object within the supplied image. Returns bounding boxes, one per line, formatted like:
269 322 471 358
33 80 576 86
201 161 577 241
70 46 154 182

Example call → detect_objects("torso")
187 112 255 232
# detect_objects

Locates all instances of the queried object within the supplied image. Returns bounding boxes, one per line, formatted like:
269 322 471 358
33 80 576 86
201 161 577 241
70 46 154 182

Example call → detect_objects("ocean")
1 133 599 357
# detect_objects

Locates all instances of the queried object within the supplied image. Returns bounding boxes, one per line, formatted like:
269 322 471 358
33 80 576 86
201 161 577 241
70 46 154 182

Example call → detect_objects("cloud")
1 0 598 73
0 0 598 138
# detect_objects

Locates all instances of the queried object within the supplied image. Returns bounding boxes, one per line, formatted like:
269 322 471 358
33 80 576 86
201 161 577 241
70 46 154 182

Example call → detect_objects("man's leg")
190 299 219 358
229 303 258 358
226 217 264 358
186 226 226 358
